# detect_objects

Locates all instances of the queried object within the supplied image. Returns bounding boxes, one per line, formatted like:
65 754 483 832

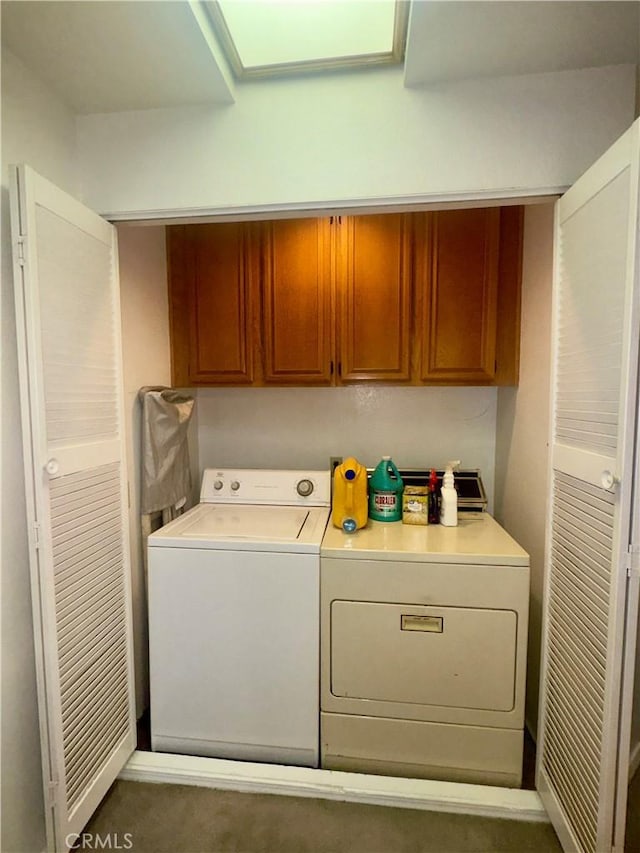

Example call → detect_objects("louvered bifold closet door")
537 121 640 853
10 165 135 853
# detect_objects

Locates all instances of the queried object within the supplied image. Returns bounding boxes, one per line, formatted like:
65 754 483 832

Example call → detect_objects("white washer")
148 468 330 767
320 513 530 787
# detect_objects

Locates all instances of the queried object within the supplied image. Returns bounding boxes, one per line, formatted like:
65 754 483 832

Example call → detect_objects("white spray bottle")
440 460 460 527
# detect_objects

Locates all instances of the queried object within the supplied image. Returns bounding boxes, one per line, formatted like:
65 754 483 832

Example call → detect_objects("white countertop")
321 512 529 566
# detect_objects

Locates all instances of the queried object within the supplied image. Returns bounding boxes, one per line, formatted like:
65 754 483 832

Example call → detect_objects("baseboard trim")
120 751 548 823
630 739 640 781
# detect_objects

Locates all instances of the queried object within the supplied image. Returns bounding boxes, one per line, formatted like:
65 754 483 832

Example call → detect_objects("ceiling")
1 1 235 112
2 0 639 114
405 1 640 86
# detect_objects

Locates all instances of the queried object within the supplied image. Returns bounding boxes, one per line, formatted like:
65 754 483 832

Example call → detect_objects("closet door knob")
600 470 619 491
45 458 60 476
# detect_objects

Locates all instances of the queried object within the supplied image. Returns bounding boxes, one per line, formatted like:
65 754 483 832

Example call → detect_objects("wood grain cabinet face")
337 214 412 383
261 218 333 385
418 209 501 383
169 223 255 385
168 209 522 388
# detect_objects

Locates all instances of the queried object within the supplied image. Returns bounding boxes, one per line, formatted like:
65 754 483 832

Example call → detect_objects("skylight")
205 0 408 79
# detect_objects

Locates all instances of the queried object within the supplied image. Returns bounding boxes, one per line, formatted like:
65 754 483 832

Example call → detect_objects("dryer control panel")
200 468 331 507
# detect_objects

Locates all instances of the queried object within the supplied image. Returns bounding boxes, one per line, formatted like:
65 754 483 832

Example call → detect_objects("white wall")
494 203 554 736
116 224 172 718
1 47 78 853
197 386 497 509
76 64 636 218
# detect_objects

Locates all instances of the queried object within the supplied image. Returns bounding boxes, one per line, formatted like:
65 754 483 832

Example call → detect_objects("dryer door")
330 601 517 712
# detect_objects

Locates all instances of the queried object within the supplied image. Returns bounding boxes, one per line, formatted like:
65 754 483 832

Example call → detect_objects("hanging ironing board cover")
139 386 195 514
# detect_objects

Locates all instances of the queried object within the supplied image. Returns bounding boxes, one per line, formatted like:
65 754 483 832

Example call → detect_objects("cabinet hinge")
16 235 26 267
626 545 640 579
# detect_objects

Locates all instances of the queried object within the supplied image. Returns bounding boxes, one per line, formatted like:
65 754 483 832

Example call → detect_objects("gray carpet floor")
79 780 563 853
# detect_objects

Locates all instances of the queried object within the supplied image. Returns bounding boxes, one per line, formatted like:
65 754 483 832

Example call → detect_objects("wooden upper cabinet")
167 208 522 388
168 223 255 385
337 214 412 383
260 218 333 384
417 208 501 384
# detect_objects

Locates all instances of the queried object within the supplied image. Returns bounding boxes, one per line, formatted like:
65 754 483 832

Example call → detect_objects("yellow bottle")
332 457 368 532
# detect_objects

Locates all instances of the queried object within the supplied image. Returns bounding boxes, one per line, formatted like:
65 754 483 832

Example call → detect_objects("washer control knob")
213 480 223 491
297 478 314 497
231 481 240 491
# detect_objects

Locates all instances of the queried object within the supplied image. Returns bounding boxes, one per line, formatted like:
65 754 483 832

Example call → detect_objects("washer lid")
148 503 330 552
182 505 308 539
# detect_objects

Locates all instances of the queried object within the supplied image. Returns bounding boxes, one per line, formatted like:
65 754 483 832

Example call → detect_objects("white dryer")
148 468 330 767
320 512 530 787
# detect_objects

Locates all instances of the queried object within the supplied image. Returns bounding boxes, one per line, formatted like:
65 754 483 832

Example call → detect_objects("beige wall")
494 203 555 736
1 48 79 853
116 224 172 717
196 386 498 509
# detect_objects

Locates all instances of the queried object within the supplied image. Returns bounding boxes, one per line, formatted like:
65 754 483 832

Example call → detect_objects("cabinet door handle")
329 360 334 376
401 615 443 633
329 215 334 225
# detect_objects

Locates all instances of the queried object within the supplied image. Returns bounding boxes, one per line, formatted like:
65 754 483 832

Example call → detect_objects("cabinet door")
418 208 501 383
337 214 412 382
261 218 333 384
168 223 255 385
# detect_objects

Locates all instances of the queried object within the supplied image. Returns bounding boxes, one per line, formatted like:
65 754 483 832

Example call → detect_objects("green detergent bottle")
369 456 404 522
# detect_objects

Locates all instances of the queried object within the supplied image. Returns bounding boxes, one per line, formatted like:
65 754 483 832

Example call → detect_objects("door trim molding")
103 190 563 224
120 750 548 823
